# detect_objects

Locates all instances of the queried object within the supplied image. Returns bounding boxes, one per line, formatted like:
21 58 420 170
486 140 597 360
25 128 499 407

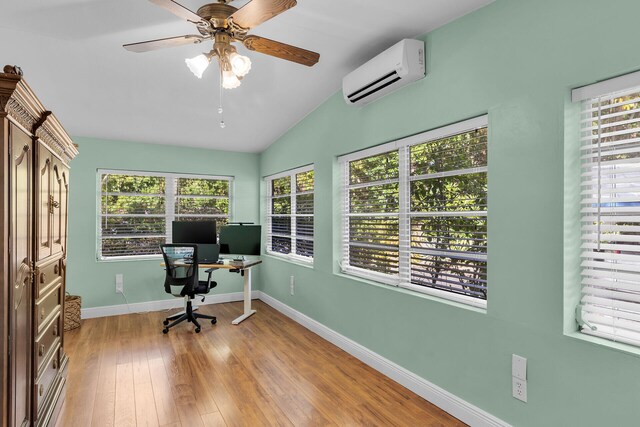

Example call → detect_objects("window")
340 117 488 308
573 72 640 347
266 165 314 262
98 170 231 260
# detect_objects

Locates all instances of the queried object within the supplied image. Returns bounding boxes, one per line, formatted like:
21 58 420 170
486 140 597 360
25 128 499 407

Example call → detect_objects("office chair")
160 244 217 333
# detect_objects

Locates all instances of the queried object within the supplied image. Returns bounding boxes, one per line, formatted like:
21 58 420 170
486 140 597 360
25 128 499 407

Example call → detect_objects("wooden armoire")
0 65 78 427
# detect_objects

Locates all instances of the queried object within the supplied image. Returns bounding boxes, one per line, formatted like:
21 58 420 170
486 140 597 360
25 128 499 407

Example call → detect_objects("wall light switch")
512 354 527 381
115 274 124 294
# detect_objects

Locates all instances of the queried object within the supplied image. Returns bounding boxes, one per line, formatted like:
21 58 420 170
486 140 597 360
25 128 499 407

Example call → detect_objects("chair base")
164 305 199 322
162 298 216 334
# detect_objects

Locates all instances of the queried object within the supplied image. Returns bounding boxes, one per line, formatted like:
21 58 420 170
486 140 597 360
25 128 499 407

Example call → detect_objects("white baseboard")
81 291 259 319
258 291 509 427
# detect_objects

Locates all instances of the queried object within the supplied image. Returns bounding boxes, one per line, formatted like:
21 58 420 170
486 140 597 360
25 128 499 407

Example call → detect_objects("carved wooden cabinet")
0 66 78 427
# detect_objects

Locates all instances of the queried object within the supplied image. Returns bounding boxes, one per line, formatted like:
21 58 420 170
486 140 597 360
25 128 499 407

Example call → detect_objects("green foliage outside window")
103 174 165 194
177 178 228 196
350 151 399 184
296 170 314 192
272 176 291 196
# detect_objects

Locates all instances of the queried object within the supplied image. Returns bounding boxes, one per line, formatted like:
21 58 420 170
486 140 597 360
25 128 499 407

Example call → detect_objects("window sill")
97 255 162 263
334 271 487 314
564 330 640 359
263 252 314 268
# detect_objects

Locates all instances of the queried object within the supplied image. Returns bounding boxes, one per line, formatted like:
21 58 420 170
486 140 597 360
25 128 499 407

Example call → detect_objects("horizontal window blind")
340 116 488 307
344 150 400 277
576 84 640 347
266 165 314 262
98 170 232 260
409 127 488 300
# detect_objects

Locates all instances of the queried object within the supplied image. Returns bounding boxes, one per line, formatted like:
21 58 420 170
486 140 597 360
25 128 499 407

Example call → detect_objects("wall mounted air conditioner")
343 39 425 107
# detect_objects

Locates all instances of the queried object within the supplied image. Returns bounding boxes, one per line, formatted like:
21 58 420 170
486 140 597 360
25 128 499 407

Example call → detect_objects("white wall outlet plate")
512 377 527 402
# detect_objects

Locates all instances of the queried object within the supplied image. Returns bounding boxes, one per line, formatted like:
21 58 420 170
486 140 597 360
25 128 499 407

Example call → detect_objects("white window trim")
265 164 314 264
97 169 233 261
339 116 488 309
572 70 640 102
339 115 489 163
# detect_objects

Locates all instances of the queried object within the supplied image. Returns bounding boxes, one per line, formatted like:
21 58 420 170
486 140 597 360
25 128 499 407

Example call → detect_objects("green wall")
259 0 640 425
67 137 260 309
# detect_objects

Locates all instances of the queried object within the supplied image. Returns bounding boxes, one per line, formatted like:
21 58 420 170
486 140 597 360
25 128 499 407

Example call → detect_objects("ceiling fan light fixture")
185 53 211 79
221 69 241 89
229 52 251 77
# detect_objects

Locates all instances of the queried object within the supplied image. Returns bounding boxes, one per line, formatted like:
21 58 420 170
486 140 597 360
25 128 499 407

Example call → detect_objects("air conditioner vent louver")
343 39 426 107
346 71 401 104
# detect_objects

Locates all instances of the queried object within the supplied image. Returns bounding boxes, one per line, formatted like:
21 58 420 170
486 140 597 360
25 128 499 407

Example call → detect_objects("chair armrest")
204 269 217 291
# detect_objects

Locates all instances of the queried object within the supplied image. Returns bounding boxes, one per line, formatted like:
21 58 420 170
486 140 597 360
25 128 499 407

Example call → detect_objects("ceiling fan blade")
123 35 205 53
149 0 203 23
243 35 319 67
229 0 297 30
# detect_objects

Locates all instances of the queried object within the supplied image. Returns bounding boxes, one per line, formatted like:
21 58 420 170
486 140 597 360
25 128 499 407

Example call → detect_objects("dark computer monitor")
219 224 261 256
172 220 217 244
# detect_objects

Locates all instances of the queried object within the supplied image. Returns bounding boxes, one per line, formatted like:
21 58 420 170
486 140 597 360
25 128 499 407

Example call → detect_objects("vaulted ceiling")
0 0 493 152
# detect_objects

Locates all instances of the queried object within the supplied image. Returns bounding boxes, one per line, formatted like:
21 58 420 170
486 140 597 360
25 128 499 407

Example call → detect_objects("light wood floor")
56 300 465 427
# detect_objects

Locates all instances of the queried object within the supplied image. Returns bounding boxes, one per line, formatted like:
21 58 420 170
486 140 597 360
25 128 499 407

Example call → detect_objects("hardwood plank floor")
56 300 466 427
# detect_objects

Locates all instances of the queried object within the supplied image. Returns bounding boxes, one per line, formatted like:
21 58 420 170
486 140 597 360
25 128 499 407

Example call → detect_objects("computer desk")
199 259 262 325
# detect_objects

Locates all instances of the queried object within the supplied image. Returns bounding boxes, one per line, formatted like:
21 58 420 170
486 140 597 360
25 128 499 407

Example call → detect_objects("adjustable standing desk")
161 259 261 324
198 259 262 325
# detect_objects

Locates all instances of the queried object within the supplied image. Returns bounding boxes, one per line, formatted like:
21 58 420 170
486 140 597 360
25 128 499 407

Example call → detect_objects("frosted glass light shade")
229 52 251 77
185 54 210 79
222 70 241 89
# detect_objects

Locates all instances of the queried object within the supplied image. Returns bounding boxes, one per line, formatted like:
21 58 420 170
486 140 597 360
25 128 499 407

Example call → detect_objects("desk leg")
232 267 256 325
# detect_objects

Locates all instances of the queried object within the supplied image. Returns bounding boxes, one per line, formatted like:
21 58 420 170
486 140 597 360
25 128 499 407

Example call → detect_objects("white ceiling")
0 0 492 152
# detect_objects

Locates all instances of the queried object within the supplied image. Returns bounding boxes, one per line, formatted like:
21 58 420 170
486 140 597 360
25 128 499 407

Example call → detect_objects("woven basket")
64 294 81 331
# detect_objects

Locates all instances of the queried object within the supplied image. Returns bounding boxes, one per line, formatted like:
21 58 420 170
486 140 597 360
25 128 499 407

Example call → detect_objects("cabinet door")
51 159 69 257
9 124 33 427
36 142 52 261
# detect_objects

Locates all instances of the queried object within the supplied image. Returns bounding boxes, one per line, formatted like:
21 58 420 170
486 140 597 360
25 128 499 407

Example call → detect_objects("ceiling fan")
124 0 320 90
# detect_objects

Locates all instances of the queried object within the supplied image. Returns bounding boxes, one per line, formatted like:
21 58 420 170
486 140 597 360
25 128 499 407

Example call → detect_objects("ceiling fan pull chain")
219 65 225 129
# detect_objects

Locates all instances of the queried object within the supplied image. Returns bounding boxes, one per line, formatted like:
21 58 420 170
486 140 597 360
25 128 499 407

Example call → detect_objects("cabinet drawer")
35 257 63 298
34 346 60 413
35 284 62 333
35 313 61 376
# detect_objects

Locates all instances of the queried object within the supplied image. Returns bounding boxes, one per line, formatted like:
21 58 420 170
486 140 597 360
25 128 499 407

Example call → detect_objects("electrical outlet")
115 274 124 294
512 377 527 402
290 275 295 296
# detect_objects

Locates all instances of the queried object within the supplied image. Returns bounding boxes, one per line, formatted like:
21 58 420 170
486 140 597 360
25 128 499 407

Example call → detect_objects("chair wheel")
211 318 217 325
162 328 169 334
195 327 201 333
163 320 169 326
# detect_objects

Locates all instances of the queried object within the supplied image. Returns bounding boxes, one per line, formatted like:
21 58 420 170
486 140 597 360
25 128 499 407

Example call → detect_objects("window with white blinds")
339 116 488 308
265 165 314 262
573 73 640 347
98 170 232 260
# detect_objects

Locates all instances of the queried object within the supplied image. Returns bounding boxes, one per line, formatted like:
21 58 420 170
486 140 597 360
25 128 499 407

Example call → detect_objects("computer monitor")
219 224 261 256
172 220 217 244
